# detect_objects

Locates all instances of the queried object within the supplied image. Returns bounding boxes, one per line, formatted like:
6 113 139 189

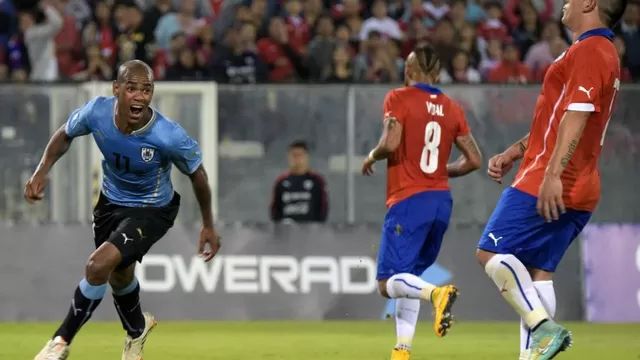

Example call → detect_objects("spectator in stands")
332 0 361 24
270 140 328 224
524 20 561 76
440 49 481 84
511 3 540 61
478 38 502 79
0 0 15 49
153 31 185 79
304 0 326 34
458 22 482 67
619 1 639 81
19 1 63 81
533 36 567 82
503 0 554 30
477 1 508 42
4 33 30 80
171 0 213 18
402 0 428 27
257 17 308 82
465 0 486 24
0 48 7 81
432 18 457 69
322 43 354 82
82 0 116 66
249 0 269 33
387 0 406 20
116 4 156 67
335 23 357 56
359 0 403 41
424 0 450 28
307 14 337 81
53 0 81 79
166 47 208 79
613 36 633 82
212 23 268 84
283 0 310 55
448 0 468 34
143 0 173 36
353 30 397 82
193 22 215 69
401 15 428 58
71 42 113 80
488 40 531 84
155 0 206 49
64 0 91 29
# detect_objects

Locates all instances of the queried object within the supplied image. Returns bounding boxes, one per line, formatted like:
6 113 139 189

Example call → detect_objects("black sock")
113 280 145 339
54 279 106 344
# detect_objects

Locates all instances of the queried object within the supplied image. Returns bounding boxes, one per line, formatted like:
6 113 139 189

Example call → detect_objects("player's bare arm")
189 165 221 262
447 133 482 178
487 133 530 184
362 116 403 175
537 111 589 222
24 126 74 204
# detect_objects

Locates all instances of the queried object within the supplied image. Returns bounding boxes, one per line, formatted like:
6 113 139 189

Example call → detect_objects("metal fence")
0 83 639 224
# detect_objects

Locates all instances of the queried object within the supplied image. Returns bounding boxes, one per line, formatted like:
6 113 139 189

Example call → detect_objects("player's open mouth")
130 105 144 116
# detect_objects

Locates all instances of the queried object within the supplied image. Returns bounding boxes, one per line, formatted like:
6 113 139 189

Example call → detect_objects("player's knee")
85 246 121 283
475 249 494 267
377 280 391 298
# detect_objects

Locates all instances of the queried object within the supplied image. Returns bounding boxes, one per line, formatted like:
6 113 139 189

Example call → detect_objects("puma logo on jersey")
426 101 444 116
578 86 594 98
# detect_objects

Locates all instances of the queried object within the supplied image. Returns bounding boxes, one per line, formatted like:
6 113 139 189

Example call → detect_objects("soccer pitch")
3 321 639 359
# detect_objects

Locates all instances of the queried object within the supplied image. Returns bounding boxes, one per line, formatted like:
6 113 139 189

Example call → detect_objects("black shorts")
92 192 181 270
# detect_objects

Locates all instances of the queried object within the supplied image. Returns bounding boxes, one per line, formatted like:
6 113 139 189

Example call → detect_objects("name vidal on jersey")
427 101 444 116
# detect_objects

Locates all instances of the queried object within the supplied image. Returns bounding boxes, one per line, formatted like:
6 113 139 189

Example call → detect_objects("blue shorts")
478 187 592 272
376 190 452 280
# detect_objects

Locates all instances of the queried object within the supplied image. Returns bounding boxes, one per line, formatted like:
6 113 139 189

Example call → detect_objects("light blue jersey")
65 96 202 207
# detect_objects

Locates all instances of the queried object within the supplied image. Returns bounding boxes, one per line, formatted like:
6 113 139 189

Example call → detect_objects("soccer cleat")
526 320 572 360
431 285 459 337
390 348 411 360
34 336 70 360
121 312 157 360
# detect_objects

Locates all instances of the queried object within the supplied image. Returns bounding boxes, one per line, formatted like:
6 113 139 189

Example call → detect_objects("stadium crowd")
0 0 638 84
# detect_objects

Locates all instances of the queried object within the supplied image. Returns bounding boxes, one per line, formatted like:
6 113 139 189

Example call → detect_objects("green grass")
2 321 639 359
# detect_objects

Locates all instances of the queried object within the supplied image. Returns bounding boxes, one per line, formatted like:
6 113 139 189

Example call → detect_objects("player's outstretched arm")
188 165 221 262
447 133 483 178
24 126 73 204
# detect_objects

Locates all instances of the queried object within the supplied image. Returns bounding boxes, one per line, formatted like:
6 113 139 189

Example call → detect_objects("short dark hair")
289 140 308 151
413 44 441 77
598 0 628 27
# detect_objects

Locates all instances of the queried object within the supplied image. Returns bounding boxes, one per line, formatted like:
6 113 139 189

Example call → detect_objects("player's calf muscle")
85 242 121 284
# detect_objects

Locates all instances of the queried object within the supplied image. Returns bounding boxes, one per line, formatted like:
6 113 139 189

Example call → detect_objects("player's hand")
487 153 514 184
198 226 221 262
537 175 566 222
361 155 376 176
24 172 47 204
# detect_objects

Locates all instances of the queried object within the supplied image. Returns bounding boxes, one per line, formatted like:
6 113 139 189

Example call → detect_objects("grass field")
2 321 639 359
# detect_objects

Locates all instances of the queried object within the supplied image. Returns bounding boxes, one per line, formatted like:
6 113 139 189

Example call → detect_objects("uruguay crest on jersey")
141 147 155 162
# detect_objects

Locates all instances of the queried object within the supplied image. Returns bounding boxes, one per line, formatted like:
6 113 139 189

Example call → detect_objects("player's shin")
113 277 145 339
484 255 549 329
395 298 420 351
53 278 107 343
520 280 557 351
386 273 436 301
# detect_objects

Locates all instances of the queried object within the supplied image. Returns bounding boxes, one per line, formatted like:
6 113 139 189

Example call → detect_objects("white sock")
386 273 436 301
395 298 420 350
485 254 549 328
520 281 556 350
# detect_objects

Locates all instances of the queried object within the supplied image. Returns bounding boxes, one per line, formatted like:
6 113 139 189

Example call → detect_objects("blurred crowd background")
0 0 638 84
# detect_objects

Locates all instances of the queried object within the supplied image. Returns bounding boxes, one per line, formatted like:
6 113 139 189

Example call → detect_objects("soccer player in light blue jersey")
24 60 221 360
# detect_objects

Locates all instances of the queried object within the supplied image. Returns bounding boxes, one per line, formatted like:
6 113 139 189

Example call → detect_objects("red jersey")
512 32 621 211
384 85 471 208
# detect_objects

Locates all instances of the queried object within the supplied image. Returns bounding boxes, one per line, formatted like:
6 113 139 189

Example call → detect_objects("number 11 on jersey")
420 121 442 174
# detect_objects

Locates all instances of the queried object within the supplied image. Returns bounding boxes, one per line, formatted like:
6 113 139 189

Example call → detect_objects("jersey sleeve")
167 125 203 175
64 98 97 138
382 90 407 124
563 43 609 113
